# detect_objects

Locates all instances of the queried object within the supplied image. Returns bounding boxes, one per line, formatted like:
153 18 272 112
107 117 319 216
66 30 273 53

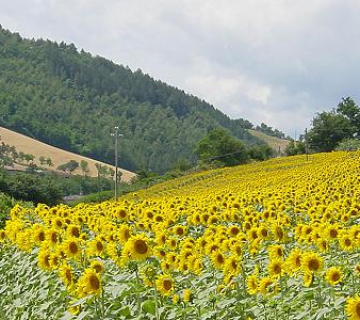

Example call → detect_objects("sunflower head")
301 252 324 274
325 266 342 286
63 238 81 259
246 274 258 295
268 259 284 279
90 260 105 274
155 274 174 297
258 277 277 295
346 295 360 320
123 234 151 261
77 268 102 298
67 224 81 238
211 250 226 270
59 263 74 288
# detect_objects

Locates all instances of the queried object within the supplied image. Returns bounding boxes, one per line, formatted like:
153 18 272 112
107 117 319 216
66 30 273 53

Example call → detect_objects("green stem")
135 269 141 317
94 296 100 318
101 287 105 318
154 287 159 320
241 263 246 291
262 300 267 320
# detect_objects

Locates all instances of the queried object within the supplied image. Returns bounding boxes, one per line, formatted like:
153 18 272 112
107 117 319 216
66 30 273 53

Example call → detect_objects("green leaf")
142 300 156 315
217 298 237 309
70 296 93 307
118 306 131 317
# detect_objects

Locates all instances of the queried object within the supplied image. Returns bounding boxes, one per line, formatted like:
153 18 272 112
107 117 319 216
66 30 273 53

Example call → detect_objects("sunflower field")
1 151 360 319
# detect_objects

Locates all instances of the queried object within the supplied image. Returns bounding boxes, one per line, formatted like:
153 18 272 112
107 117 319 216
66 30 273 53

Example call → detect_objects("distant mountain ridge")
0 25 269 173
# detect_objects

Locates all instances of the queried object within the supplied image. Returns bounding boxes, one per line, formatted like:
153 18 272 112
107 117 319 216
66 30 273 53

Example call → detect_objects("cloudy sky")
1 0 360 136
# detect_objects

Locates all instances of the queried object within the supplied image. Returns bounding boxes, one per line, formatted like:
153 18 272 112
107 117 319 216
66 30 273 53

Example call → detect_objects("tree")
284 140 306 156
23 153 35 164
57 160 79 173
308 111 356 152
80 160 89 176
195 127 248 167
172 158 193 172
39 156 46 165
248 144 275 160
45 157 53 167
335 138 360 151
336 97 360 137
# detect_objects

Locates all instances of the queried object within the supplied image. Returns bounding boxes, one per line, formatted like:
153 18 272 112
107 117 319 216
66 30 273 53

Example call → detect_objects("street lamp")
111 126 123 201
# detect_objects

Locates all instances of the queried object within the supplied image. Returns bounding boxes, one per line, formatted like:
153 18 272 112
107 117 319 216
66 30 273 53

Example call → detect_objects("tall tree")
80 160 89 176
195 128 248 167
336 97 360 137
308 111 355 152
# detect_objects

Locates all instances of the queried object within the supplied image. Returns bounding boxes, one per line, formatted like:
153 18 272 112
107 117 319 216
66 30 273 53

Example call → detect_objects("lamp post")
111 126 123 201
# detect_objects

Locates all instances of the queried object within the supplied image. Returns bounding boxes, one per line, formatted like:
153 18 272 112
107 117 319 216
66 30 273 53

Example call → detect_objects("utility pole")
305 128 309 161
111 126 123 201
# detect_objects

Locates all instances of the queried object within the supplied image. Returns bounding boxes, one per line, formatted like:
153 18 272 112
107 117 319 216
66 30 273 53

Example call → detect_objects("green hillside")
0 25 264 173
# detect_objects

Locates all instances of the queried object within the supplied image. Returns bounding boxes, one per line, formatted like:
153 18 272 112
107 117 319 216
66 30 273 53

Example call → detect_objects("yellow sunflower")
90 260 105 274
49 252 61 269
114 208 129 221
37 247 52 271
123 234 151 261
155 274 174 297
172 294 180 304
246 274 258 295
258 225 270 240
339 234 355 251
346 295 360 320
223 255 242 276
173 225 187 237
316 238 329 252
77 268 102 298
117 224 132 244
285 248 302 275
67 224 81 238
303 272 313 287
268 244 285 260
59 263 74 288
272 224 285 241
301 251 324 274
268 259 284 279
227 225 241 237
0 230 6 243
325 266 342 286
211 250 226 270
63 237 81 259
45 228 60 246
87 236 106 257
258 277 277 295
32 226 46 245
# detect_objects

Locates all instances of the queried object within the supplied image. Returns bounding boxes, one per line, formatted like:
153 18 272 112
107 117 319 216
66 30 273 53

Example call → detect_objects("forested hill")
0 25 263 173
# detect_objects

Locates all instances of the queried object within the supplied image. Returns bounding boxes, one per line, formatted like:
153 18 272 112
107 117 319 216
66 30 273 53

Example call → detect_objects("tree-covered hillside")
0 25 263 173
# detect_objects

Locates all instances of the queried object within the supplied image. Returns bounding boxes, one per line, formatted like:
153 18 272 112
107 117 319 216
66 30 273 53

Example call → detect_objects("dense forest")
0 25 271 173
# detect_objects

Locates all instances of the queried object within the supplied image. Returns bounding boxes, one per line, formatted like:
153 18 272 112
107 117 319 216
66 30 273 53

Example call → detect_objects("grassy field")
0 126 136 183
248 129 290 153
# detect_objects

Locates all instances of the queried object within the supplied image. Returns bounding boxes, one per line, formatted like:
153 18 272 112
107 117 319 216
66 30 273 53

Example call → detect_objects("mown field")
1 151 360 320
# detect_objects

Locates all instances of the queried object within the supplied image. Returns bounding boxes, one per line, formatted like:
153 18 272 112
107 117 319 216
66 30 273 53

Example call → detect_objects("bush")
335 138 360 151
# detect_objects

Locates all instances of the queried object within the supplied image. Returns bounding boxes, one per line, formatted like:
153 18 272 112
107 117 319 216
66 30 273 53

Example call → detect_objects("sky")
1 0 360 137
